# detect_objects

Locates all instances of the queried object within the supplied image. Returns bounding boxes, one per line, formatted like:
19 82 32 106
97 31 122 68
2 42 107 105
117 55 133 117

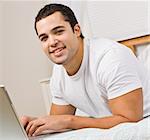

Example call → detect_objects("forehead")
36 12 69 34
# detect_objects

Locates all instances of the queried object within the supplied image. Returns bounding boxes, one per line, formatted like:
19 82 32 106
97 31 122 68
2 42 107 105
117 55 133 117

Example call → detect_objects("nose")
48 35 57 47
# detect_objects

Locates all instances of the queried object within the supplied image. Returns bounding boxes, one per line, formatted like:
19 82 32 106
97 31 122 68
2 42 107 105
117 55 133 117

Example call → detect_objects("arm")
69 88 143 129
26 88 143 137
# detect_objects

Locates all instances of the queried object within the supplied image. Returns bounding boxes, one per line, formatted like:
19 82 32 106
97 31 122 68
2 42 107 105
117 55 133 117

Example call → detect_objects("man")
21 3 150 137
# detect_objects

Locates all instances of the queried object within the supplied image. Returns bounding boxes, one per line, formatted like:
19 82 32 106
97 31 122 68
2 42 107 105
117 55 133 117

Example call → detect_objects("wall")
1 1 52 117
86 1 148 40
148 1 150 34
0 3 3 84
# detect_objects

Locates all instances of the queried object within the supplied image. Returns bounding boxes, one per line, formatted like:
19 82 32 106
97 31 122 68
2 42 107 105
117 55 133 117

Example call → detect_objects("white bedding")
138 44 150 74
40 116 150 140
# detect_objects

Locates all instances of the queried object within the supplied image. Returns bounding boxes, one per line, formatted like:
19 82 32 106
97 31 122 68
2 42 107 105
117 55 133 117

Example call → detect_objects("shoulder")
87 37 134 69
87 37 140 81
88 38 114 53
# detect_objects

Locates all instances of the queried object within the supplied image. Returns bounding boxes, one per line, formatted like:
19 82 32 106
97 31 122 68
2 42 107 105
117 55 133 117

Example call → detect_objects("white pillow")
138 44 150 75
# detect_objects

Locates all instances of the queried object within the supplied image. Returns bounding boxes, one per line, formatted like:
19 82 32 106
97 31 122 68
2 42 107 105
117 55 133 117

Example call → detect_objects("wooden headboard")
118 34 150 55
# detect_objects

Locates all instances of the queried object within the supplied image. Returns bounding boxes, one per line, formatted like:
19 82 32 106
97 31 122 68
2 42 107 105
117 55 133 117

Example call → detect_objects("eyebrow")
38 25 65 39
38 33 46 39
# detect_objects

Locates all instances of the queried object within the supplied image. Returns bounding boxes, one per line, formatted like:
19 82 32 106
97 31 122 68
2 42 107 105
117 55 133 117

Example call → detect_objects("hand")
25 115 71 137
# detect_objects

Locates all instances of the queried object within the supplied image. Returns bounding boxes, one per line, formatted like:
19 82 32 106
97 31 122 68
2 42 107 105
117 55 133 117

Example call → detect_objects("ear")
73 24 81 37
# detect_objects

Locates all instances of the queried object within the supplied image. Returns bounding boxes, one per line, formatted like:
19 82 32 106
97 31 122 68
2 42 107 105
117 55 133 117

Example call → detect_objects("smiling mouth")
50 46 66 54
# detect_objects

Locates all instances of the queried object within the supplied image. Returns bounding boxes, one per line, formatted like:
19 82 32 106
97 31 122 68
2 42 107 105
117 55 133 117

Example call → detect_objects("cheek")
59 32 73 44
41 44 48 54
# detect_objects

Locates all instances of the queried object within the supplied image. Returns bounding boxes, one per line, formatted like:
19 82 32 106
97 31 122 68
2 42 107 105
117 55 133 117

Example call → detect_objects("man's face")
36 12 81 65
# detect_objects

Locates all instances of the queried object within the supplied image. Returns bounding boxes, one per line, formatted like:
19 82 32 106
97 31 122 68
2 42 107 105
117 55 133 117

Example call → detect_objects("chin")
55 62 64 65
52 59 66 65
50 56 68 65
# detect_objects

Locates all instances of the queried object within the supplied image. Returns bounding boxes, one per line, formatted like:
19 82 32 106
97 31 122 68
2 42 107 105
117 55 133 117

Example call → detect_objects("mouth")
49 46 66 55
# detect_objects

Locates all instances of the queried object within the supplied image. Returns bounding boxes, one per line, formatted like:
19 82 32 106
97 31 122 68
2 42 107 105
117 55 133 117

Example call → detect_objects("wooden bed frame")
118 34 150 55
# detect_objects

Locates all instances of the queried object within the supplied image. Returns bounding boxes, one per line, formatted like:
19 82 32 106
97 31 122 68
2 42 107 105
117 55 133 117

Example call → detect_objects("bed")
39 35 150 140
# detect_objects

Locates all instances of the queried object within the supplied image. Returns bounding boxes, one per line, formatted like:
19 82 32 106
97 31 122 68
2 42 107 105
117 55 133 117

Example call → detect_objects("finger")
28 123 38 137
32 125 48 136
26 121 33 136
28 120 45 136
26 120 38 136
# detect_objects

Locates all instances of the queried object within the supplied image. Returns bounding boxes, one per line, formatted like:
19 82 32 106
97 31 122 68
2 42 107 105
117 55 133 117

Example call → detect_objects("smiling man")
21 3 150 137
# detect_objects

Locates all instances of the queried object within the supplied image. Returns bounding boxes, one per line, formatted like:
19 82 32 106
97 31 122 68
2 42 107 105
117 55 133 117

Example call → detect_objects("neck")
63 38 84 76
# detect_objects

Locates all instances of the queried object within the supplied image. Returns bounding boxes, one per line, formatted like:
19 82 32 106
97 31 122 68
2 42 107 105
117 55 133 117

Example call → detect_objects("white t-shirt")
50 38 150 118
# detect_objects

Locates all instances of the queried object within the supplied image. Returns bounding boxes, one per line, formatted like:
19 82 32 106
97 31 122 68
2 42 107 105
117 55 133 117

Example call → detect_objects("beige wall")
1 1 53 117
148 1 150 33
0 3 3 84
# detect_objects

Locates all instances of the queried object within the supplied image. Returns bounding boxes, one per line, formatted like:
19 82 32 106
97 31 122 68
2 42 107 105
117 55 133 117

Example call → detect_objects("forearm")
67 115 131 130
25 114 134 136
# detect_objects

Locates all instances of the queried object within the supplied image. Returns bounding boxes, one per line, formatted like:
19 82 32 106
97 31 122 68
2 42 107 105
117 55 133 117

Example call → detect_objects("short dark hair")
34 3 84 39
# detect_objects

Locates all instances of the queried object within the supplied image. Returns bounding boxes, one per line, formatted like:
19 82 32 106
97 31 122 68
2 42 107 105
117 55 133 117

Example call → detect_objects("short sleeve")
97 46 142 99
50 65 69 105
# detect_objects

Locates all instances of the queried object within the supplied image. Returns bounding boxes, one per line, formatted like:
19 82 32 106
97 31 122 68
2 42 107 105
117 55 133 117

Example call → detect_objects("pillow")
137 44 150 76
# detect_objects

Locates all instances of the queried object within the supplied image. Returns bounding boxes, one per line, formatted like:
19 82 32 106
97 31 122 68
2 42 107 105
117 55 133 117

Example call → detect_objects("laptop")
0 85 58 140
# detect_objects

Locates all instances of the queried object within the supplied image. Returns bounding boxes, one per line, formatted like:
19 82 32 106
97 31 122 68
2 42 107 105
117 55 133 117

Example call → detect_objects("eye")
55 30 64 35
40 36 48 42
